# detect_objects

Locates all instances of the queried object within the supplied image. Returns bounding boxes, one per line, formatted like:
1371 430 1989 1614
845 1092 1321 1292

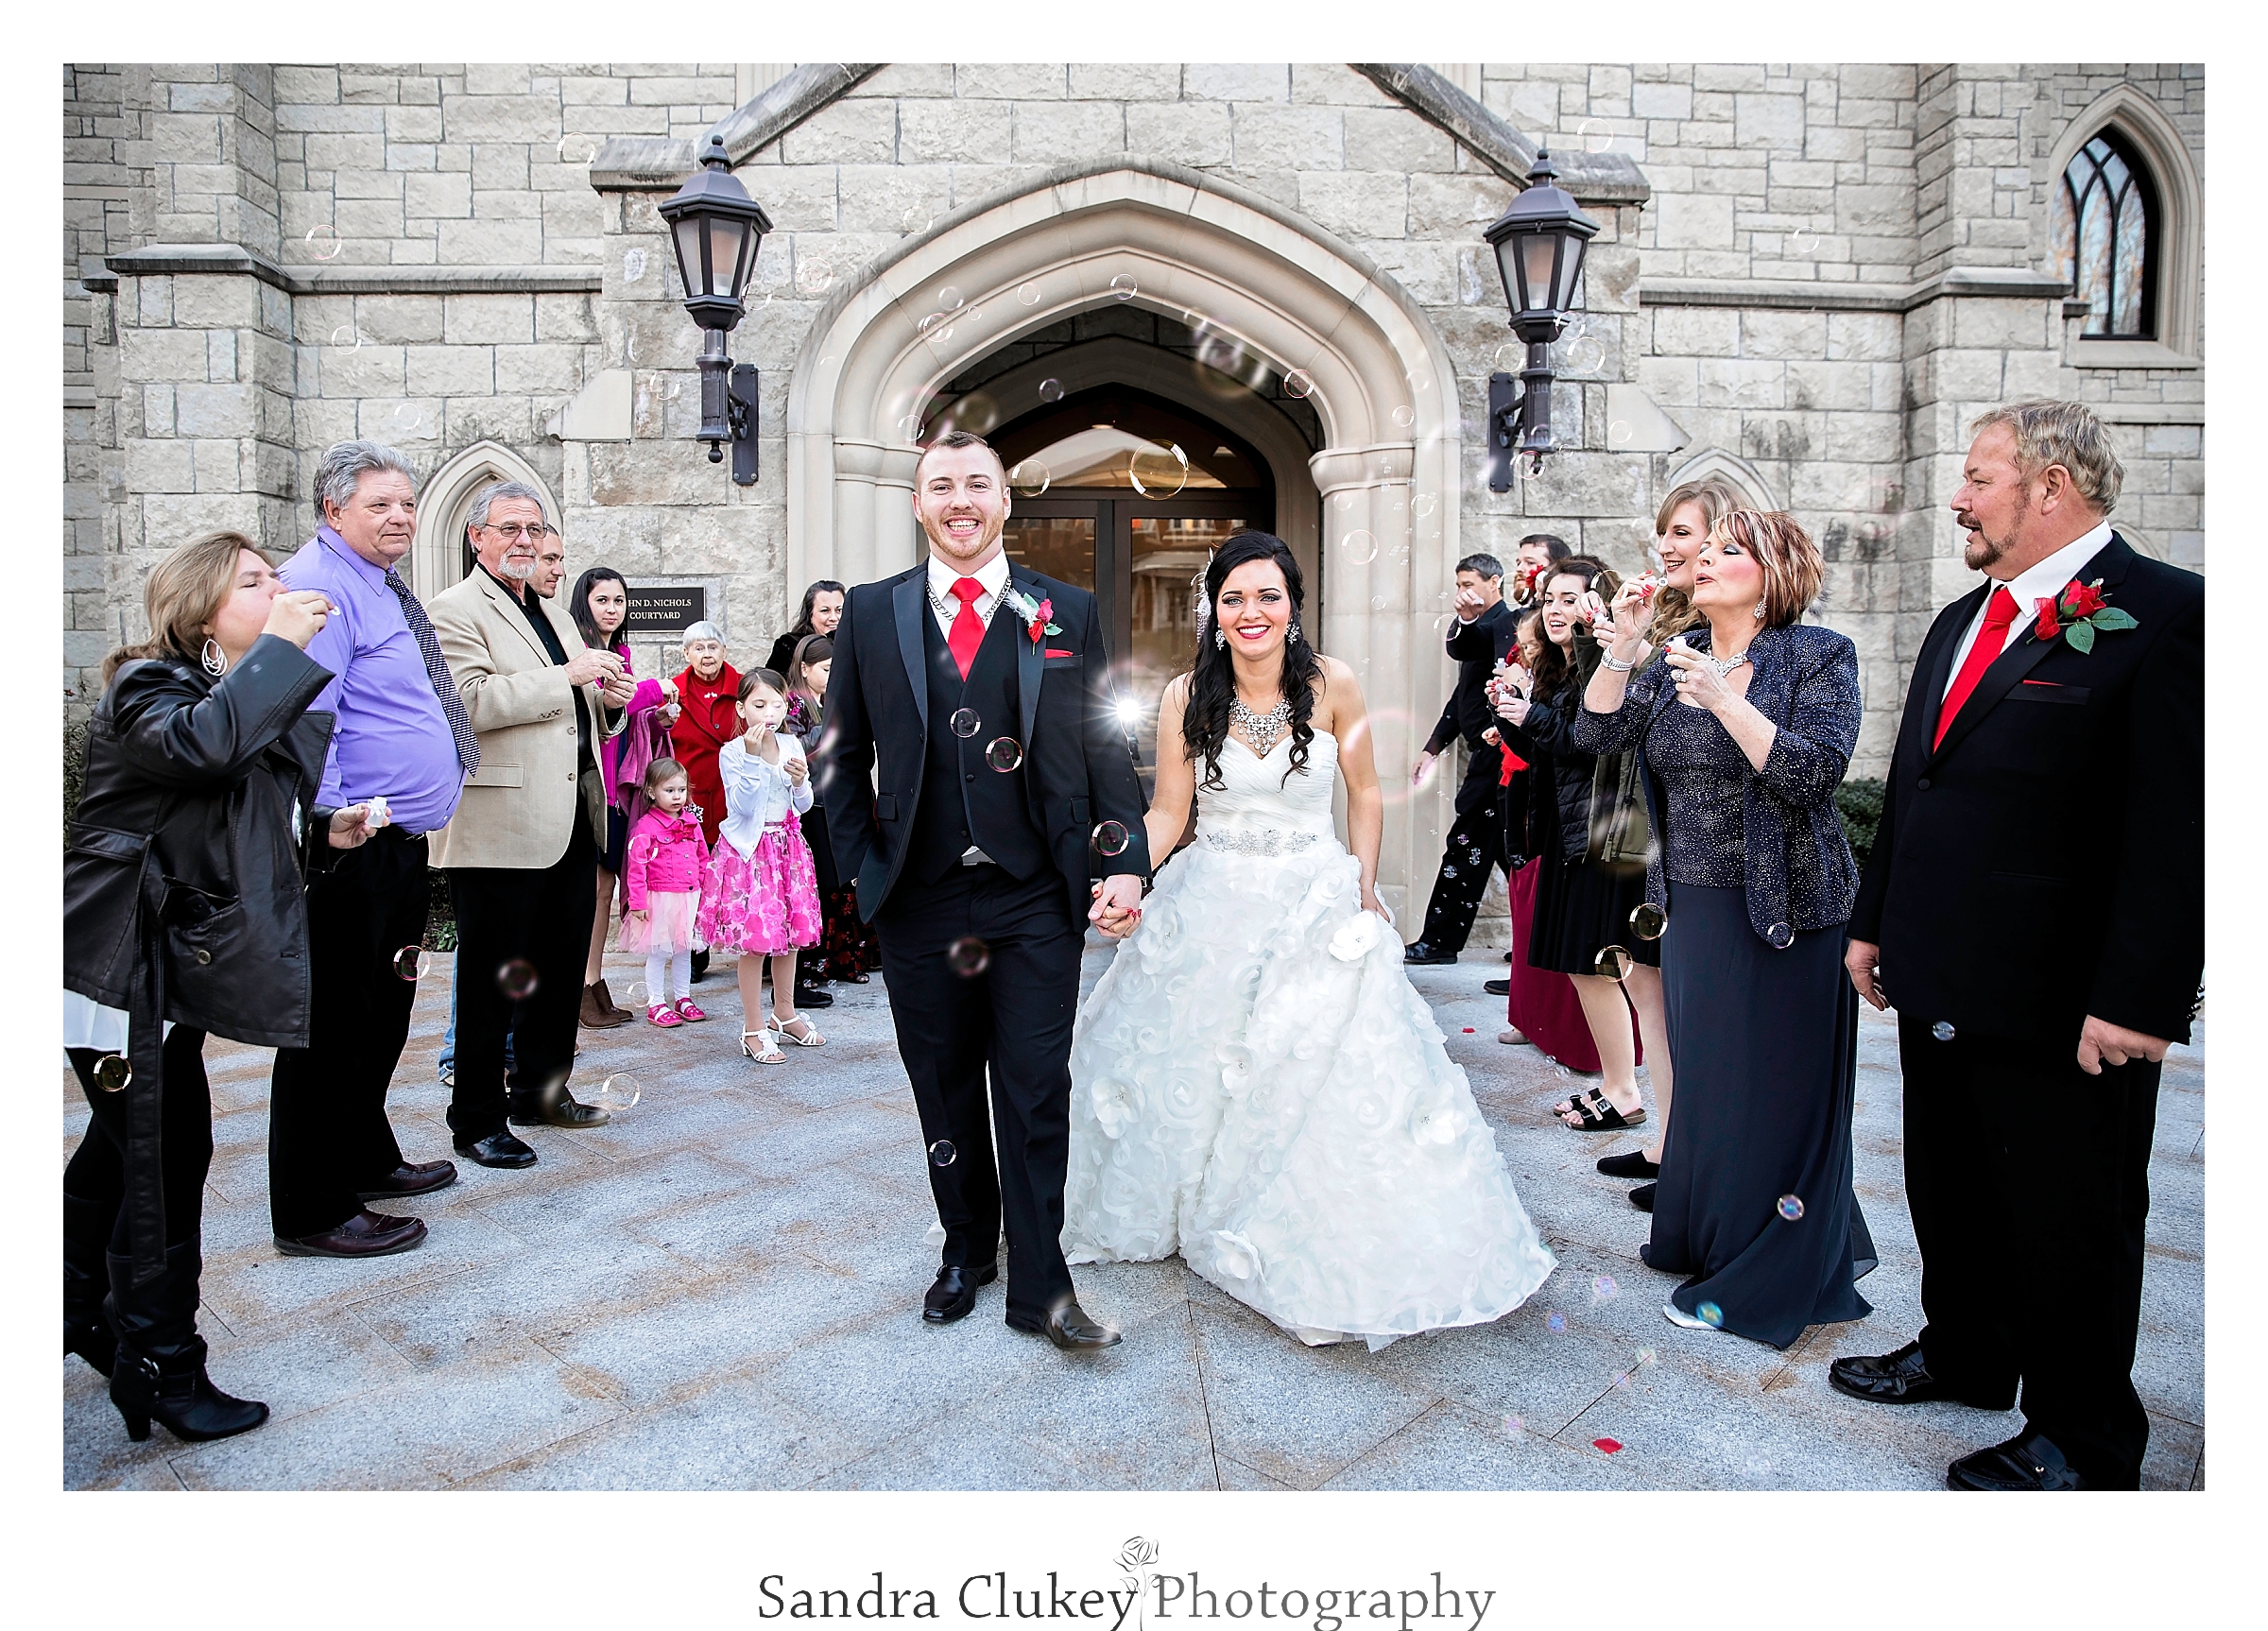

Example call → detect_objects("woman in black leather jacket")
63 531 373 1444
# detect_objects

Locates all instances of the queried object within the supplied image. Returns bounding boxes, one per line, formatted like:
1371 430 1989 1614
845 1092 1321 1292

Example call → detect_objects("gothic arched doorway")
990 386 1275 786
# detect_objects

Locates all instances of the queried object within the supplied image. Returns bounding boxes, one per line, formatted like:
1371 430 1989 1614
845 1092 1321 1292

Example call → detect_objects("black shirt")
483 567 593 770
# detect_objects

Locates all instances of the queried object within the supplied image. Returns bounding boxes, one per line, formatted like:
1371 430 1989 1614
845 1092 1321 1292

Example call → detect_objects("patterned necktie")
1933 586 2019 749
948 576 988 680
383 567 479 776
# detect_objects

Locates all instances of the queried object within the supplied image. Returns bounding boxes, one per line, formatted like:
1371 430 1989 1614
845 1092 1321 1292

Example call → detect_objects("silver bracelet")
1599 651 1637 672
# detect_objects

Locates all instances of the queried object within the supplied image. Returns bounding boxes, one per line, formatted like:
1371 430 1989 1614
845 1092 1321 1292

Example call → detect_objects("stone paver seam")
1183 1296 1225 1490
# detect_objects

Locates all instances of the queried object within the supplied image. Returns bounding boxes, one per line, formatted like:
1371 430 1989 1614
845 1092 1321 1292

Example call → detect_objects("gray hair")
465 480 550 530
1968 400 2125 515
316 440 417 515
680 620 726 647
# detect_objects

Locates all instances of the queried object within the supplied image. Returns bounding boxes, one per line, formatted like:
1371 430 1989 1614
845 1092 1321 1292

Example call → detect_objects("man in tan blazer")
428 481 631 1167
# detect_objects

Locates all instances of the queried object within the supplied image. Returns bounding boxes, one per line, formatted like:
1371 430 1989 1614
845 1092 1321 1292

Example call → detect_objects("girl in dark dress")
1575 509 1876 1349
1495 558 1667 1136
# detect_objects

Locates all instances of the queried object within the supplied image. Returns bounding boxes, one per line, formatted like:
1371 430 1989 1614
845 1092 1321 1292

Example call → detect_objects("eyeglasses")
479 523 556 541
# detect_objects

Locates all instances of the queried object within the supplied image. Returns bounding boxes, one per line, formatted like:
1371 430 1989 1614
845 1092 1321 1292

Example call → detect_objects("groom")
818 430 1153 1349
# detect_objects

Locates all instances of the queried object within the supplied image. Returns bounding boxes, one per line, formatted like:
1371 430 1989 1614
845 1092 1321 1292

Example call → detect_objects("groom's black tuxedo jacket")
817 558 1153 921
1850 533 2203 1046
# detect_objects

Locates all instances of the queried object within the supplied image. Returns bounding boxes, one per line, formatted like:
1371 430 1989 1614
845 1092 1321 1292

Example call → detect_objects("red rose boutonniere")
2032 576 2137 654
1004 587 1062 649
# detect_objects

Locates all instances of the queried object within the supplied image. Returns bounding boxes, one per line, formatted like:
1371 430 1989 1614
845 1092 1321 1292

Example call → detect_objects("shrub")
64 719 88 833
1835 777 1884 871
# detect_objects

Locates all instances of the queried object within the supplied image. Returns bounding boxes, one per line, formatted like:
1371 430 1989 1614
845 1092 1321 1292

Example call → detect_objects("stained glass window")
2052 131 2157 339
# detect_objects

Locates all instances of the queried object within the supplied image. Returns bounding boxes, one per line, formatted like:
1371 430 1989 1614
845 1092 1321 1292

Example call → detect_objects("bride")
1065 532 1555 1348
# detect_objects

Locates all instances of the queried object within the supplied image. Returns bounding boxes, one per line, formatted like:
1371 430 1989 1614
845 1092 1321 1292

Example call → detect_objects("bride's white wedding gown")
1063 729 1555 1348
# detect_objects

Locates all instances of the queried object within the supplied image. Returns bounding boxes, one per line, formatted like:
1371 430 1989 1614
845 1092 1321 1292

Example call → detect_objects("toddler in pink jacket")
619 759 710 1027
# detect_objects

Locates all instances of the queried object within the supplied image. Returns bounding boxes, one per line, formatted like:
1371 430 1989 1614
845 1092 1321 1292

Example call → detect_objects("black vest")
907 598 1050 885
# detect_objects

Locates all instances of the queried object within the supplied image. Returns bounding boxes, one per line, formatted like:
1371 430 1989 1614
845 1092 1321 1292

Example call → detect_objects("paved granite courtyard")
61 941 2205 1491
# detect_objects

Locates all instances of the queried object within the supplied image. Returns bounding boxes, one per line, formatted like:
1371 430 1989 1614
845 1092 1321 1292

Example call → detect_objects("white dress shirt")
714 733 814 859
925 549 1012 641
1942 519 2115 696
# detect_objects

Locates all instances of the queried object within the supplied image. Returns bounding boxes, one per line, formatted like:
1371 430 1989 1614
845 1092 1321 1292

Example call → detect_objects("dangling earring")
1213 626 1227 650
1287 615 1302 644
200 638 227 677
1753 597 1767 622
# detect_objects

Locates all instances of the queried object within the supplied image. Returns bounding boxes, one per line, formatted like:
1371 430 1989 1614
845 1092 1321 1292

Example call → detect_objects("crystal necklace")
1704 648 1751 678
1230 694 1294 757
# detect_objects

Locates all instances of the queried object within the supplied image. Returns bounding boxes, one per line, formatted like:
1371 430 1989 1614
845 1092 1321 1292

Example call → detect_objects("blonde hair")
1647 477 1746 647
1711 510 1823 629
102 531 266 683
1967 399 2124 515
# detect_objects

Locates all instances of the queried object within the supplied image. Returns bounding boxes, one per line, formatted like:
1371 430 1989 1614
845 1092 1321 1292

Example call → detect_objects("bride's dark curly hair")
1182 531 1325 790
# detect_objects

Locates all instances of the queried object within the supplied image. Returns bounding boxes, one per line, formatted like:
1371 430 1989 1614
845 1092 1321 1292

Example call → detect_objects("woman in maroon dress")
668 621 741 981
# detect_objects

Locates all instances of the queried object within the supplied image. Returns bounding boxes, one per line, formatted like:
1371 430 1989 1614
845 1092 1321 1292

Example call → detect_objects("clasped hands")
1843 939 2174 1075
1088 875 1146 938
563 646 637 706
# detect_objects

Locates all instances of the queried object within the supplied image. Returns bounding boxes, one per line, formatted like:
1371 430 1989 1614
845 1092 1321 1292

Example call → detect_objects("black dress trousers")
1898 1016 2161 1488
446 810 598 1143
1414 761 1508 953
67 1026 214 1252
267 831 429 1238
875 865 1083 1323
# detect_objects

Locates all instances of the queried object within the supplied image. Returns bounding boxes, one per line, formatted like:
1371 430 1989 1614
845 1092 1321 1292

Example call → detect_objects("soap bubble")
1635 1348 1657 1366
796 261 833 296
1492 342 1524 371
1091 820 1131 857
393 946 431 982
304 224 344 262
497 959 540 1001
1765 921 1796 950
1697 1301 1724 1329
902 206 931 236
625 979 648 1007
1609 419 1633 448
1932 1020 1956 1042
622 247 648 283
92 1054 132 1093
1413 492 1438 519
984 736 1024 772
1592 1274 1619 1303
1016 281 1042 306
1282 369 1317 400
1391 404 1415 429
1790 228 1823 256
1108 273 1138 301
917 311 950 335
557 133 599 165
928 1140 957 1167
592 1073 641 1114
1630 902 1667 940
1340 530 1379 566
1503 1413 1526 1436
1546 1312 1566 1333
1777 1194 1805 1222
950 708 981 738
936 285 963 311
1008 458 1051 497
1442 865 1458 880
1593 945 1632 981
1370 595 1387 610
946 936 990 978
1038 378 1064 403
1578 117 1614 155
328 325 362 352
1127 442 1190 498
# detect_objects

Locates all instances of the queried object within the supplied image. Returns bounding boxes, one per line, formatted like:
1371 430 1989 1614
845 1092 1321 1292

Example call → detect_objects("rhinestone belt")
1197 826 1325 857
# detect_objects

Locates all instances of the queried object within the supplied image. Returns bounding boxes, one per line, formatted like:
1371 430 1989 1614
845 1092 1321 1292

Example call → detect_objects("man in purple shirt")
266 440 476 1259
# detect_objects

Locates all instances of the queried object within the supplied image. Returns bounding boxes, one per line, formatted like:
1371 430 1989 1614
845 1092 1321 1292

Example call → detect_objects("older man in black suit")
1833 400 2204 1491
1404 552 1516 967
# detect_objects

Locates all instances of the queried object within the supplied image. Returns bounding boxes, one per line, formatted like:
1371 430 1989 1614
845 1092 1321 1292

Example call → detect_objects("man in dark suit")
818 431 1153 1351
1834 400 2203 1491
1404 554 1513 966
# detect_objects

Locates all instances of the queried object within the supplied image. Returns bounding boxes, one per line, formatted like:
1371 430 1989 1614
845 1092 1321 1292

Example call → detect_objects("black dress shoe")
1007 1297 1121 1350
922 1262 998 1324
1827 1338 1961 1405
1403 941 1458 965
1628 1182 1657 1212
274 1209 428 1258
1503 951 1514 962
1948 1432 2083 1491
507 1091 610 1128
1483 978 1511 997
1597 1149 1660 1179
455 1131 538 1169
794 983 835 1008
357 1159 458 1201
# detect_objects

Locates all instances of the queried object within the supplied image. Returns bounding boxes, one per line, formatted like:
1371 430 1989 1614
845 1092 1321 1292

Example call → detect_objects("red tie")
1933 587 2019 748
948 576 987 679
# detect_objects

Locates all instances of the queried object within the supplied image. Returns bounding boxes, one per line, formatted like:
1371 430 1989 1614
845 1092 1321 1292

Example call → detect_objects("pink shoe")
647 1004 684 1029
675 999 709 1022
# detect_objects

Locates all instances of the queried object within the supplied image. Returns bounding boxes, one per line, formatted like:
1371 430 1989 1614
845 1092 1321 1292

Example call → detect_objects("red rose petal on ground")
1462 1027 1475 1033
1591 1437 1623 1453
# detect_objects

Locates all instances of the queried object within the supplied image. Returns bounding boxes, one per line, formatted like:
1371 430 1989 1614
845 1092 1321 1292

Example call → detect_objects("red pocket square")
2020 678 2064 687
1044 647 1075 658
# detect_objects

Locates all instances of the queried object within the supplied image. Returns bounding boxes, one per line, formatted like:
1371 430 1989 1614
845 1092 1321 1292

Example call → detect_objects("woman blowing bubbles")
1574 509 1876 1348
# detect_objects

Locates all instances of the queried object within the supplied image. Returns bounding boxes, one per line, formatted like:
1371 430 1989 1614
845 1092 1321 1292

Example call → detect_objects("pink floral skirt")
618 889 700 955
696 821 821 955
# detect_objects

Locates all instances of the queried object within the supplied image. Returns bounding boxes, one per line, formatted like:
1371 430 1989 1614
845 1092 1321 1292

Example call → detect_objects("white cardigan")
715 733 813 858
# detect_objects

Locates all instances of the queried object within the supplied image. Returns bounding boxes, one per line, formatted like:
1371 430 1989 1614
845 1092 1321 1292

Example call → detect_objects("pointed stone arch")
410 440 559 605
784 156 1465 901
2041 83 2202 364
1664 447 1781 513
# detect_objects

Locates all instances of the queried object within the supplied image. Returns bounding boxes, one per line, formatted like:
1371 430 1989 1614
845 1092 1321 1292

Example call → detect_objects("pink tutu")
619 889 700 956
696 821 822 955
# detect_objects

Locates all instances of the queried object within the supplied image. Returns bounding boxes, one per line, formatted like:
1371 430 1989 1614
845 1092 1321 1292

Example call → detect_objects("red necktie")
947 576 987 679
1933 586 2019 748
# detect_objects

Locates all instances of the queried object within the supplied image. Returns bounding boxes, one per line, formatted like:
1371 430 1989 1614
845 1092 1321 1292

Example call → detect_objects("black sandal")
1555 1089 1646 1132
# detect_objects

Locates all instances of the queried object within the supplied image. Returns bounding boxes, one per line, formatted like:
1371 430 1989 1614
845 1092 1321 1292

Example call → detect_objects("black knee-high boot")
105 1242 266 1444
63 1192 116 1377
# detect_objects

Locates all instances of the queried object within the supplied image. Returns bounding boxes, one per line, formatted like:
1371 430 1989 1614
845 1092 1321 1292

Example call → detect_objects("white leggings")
644 947 693 1007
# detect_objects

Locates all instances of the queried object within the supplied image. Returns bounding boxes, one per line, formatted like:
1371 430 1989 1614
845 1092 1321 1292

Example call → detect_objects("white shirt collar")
926 549 1011 604
1997 519 2114 616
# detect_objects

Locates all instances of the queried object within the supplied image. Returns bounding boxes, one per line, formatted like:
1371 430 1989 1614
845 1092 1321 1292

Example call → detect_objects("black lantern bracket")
660 132 774 490
1481 150 1601 478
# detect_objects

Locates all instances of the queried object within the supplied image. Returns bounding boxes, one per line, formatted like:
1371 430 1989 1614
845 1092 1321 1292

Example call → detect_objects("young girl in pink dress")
618 758 710 1028
696 668 825 1064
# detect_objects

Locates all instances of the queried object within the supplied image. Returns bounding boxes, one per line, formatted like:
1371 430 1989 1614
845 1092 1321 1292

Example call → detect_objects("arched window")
2053 129 2159 340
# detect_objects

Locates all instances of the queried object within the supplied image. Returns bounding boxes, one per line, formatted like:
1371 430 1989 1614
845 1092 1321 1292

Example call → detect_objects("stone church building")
61 61 2205 911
